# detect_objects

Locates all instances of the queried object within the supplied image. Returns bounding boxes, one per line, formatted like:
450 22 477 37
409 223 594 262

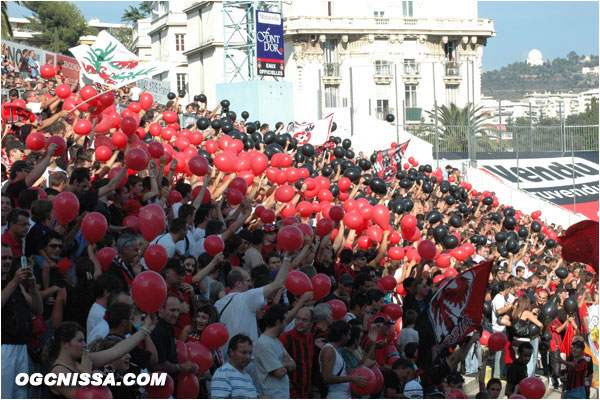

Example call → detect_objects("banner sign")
372 140 410 183
477 152 599 220
136 78 171 105
256 10 284 77
285 113 334 147
3 41 79 82
70 30 169 89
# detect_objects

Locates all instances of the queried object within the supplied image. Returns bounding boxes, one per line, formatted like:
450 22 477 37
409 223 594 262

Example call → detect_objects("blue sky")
7 1 599 71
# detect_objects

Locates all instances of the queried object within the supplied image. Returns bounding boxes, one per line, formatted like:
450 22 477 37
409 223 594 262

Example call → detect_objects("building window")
374 11 387 24
324 85 338 108
177 73 187 93
374 60 392 76
446 84 458 106
376 99 390 120
405 84 417 107
444 40 458 61
403 1 413 17
175 34 185 52
404 59 417 74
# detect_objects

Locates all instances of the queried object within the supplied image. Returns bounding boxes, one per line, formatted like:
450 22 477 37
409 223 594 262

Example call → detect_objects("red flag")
372 140 410 183
557 220 599 273
416 260 493 367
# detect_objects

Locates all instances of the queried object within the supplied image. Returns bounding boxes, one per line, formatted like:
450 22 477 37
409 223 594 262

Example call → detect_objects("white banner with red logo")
285 113 334 147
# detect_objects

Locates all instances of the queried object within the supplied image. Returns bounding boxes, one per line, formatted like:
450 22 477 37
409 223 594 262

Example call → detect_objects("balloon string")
68 89 110 114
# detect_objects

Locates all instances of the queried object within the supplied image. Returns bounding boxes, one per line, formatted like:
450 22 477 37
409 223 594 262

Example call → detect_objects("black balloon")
294 152 305 163
386 114 395 122
330 184 340 197
478 236 488 246
427 210 442 224
220 99 230 108
193 95 201 101
483 301 492 319
196 118 210 130
342 139 352 149
294 179 305 190
334 147 345 158
254 140 264 150
241 111 249 120
497 243 509 258
301 144 315 157
321 166 333 177
482 196 493 206
564 297 578 315
167 92 176 100
528 322 541 339
263 131 276 144
471 199 480 207
545 239 556 248
404 199 414 212
541 330 552 342
458 203 468 215
341 160 355 171
222 123 234 133
555 267 568 279
440 182 450 193
346 149 355 159
370 153 378 163
358 159 372 171
504 208 515 217
506 238 519 253
369 178 387 195
531 221 542 233
198 94 207 103
422 182 433 193
393 201 406 215
518 226 529 238
331 122 337 132
400 179 413 189
211 119 221 130
538 299 559 325
245 122 256 133
470 235 480 244
504 216 517 230
178 89 186 98
344 168 361 182
433 225 448 242
449 215 462 228
442 234 459 249
445 195 456 205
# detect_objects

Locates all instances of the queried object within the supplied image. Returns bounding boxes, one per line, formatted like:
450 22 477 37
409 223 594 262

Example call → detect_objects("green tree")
566 97 599 125
1 2 15 38
22 1 90 53
121 5 145 24
139 1 154 16
112 27 134 53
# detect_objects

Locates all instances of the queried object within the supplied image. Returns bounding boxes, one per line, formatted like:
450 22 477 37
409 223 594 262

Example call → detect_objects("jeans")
465 342 481 374
1 344 29 399
564 386 586 399
527 337 539 377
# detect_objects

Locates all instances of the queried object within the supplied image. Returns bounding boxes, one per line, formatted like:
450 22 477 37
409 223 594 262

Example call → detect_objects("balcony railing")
445 62 460 76
323 62 341 77
374 62 393 76
403 62 420 75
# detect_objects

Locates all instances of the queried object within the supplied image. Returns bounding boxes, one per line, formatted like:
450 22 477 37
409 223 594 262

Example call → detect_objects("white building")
133 18 153 59
137 0 495 128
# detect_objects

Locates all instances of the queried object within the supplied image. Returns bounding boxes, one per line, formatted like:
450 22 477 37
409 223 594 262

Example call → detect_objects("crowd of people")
0 66 598 400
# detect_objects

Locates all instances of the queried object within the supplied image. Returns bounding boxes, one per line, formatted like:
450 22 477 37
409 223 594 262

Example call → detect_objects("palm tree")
1 1 17 38
139 1 154 16
121 5 145 24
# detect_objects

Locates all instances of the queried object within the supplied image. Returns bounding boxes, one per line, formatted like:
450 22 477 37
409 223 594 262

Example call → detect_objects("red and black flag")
372 140 410 183
1 104 36 124
558 220 599 273
416 260 493 369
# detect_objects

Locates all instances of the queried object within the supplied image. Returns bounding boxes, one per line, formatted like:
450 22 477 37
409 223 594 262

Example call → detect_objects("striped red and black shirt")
565 357 588 390
279 328 314 399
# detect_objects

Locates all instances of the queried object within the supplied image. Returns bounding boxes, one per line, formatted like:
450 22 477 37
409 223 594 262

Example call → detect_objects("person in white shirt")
490 279 518 378
397 310 419 356
150 218 188 258
211 334 258 399
86 275 123 343
243 230 265 271
471 245 490 264
88 291 132 345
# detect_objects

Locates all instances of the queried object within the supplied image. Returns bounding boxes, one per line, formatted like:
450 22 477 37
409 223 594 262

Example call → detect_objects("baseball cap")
264 224 277 233
340 274 354 285
371 312 393 325
404 380 424 399
6 140 27 153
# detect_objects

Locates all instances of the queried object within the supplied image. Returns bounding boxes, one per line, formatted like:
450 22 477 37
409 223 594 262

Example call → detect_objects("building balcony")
443 62 462 85
323 63 342 85
373 62 393 84
284 16 495 37
403 62 420 84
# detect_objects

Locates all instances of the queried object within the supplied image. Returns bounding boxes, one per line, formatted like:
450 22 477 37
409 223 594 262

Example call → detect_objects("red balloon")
388 246 405 261
380 276 397 291
275 185 295 203
108 167 127 189
372 205 390 229
389 231 401 245
40 64 56 79
139 204 166 242
176 339 188 362
192 186 211 204
139 93 154 110
94 145 112 162
296 223 314 242
358 235 372 250
132 271 167 313
338 177 351 192
97 247 116 272
297 201 313 218
204 235 225 256
395 284 406 296
146 142 163 159
229 177 248 195
444 267 458 278
227 188 244 205
162 110 178 124
146 373 174 399
98 91 115 107
82 212 107 243
329 206 344 222
125 148 149 171
74 119 94 136
286 270 313 295
144 244 168 272
401 215 417 230
487 332 507 352
176 373 199 399
148 122 162 137
436 253 452 268
311 274 331 301
519 377 546 399
53 192 79 225
370 365 384 394
278 226 304 252
316 218 334 237
56 84 71 99
350 366 376 396
201 323 229 349
417 240 437 260
254 205 265 218
214 152 236 173
120 116 138 137
74 386 113 399
283 216 299 226
112 131 128 149
26 131 45 151
46 135 67 156
186 342 213 374
326 299 347 320
122 215 139 233
383 303 403 320
343 212 363 230
260 209 276 224
128 101 141 113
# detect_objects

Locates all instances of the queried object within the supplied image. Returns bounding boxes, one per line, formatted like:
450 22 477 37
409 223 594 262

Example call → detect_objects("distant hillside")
482 51 599 101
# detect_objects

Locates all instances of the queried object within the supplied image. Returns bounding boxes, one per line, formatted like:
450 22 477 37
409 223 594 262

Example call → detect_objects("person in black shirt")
383 357 416 398
505 342 533 397
151 294 198 381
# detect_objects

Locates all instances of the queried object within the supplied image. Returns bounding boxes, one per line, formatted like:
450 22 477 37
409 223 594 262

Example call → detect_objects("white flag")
286 113 334 147
69 30 170 89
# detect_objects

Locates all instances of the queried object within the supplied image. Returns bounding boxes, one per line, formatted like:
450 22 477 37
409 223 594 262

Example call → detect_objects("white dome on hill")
527 49 544 66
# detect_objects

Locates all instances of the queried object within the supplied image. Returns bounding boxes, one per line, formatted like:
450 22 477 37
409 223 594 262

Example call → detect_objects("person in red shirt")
1 208 30 257
279 307 315 398
163 260 197 338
